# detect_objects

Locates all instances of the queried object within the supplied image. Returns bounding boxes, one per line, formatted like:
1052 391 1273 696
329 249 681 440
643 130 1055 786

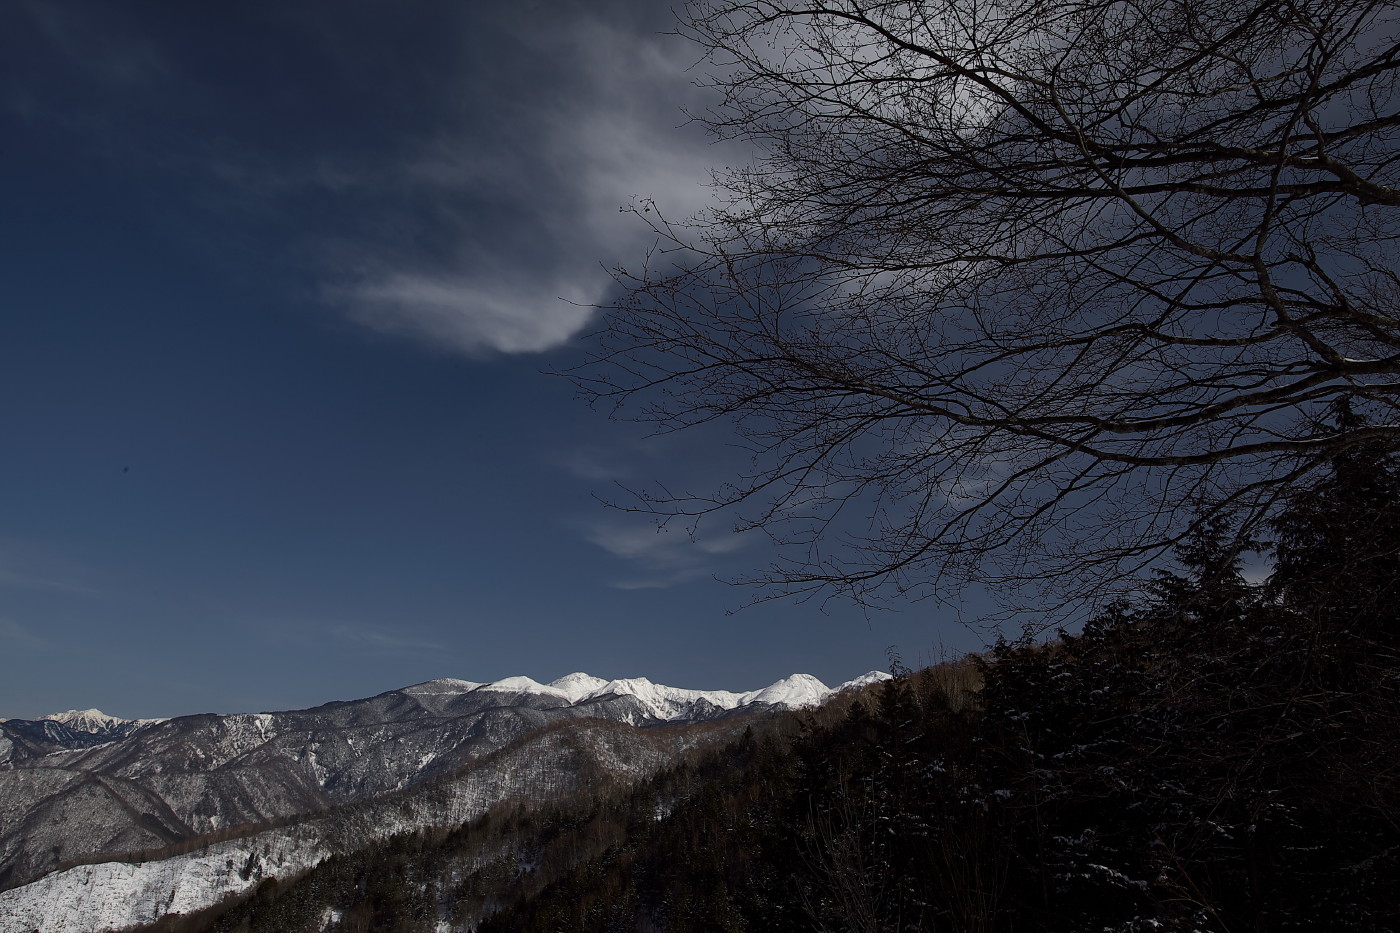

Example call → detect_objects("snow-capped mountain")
0 669 889 905
38 708 165 736
0 708 163 758
402 670 882 722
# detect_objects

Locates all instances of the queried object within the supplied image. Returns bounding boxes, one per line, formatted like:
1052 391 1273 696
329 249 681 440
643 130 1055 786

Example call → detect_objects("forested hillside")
145 441 1399 932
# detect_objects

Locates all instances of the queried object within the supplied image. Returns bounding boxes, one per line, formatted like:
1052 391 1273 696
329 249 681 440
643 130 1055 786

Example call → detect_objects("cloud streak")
586 518 753 590
327 9 733 356
0 616 49 647
0 539 103 598
0 618 50 650
335 271 595 355
3 2 735 358
326 623 446 654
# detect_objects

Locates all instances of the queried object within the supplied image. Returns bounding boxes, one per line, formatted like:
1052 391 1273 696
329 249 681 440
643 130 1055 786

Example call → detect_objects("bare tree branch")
570 0 1400 622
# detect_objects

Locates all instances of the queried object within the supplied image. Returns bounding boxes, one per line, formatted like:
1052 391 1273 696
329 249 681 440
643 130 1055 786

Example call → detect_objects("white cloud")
587 522 683 561
585 518 752 589
324 12 739 357
544 19 727 233
337 271 595 355
11 2 742 359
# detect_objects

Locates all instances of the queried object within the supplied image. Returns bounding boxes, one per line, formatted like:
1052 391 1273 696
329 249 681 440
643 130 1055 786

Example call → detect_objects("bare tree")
577 0 1400 619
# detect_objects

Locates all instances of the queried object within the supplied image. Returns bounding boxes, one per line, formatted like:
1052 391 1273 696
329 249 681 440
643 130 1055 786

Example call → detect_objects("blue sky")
0 0 986 720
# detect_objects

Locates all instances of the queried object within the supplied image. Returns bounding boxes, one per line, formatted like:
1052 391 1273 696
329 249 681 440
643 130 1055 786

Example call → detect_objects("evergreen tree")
1270 421 1400 652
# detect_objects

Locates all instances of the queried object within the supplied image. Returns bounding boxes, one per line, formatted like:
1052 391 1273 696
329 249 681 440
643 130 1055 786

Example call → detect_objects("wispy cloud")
586 518 753 590
0 539 102 598
611 571 708 591
554 444 636 483
326 623 446 654
11 0 169 88
4 2 736 358
334 271 596 356
588 522 684 561
325 11 733 356
0 618 50 650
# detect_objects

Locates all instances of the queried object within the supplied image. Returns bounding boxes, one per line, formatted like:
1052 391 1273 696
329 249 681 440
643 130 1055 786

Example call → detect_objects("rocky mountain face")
0 671 884 932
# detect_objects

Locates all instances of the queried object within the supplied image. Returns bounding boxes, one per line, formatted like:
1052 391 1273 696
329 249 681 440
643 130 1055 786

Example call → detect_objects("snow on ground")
0 831 326 933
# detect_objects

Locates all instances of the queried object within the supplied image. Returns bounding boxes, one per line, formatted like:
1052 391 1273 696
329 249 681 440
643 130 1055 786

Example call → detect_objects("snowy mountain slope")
0 715 736 933
0 699 605 891
0 670 889 894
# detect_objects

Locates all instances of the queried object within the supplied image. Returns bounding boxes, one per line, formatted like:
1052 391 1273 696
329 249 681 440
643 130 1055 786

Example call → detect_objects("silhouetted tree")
1270 407 1400 650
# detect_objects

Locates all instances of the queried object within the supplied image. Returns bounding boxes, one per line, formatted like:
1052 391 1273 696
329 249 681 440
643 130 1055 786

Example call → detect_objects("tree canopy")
580 0 1400 615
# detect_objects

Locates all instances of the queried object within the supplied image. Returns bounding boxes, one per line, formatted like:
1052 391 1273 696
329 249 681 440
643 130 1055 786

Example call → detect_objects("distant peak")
547 672 610 702
482 675 547 691
837 671 894 690
746 673 831 708
477 676 573 702
402 678 483 695
41 708 121 725
34 708 162 735
773 673 826 686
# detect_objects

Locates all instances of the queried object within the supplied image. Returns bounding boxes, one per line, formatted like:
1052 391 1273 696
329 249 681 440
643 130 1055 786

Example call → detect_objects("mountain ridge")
0 668 890 907
9 669 889 740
